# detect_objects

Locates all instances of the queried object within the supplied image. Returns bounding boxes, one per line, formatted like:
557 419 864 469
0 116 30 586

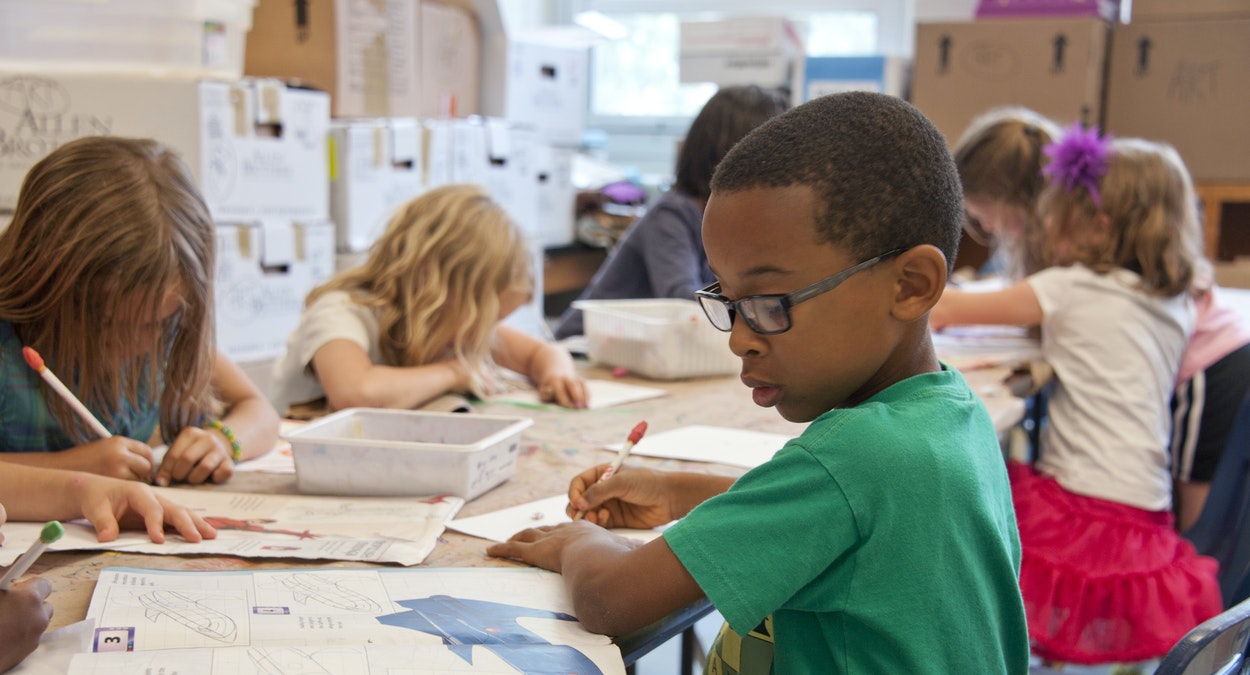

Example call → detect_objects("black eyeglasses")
695 248 906 334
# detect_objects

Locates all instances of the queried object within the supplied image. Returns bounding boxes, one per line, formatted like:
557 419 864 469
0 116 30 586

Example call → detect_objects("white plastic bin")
0 0 255 78
574 299 739 380
285 408 533 500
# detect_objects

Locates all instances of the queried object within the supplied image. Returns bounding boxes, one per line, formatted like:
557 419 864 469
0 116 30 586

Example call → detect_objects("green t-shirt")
664 366 1029 674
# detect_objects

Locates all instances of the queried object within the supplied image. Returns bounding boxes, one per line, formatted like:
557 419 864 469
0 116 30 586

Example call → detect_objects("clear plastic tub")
0 0 256 78
285 408 533 500
574 299 739 380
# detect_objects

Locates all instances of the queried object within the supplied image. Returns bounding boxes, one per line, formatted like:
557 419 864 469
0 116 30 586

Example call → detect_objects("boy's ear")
891 245 947 322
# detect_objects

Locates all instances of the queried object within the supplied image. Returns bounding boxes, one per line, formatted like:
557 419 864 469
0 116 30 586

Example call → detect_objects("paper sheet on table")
446 495 666 543
933 324 1041 370
233 420 306 474
490 379 667 410
10 619 94 675
613 425 792 469
66 567 625 675
0 489 463 567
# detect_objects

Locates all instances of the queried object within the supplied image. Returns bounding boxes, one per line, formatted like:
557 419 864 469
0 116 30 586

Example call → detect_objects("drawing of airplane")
281 573 384 613
377 595 603 675
138 590 238 642
247 647 333 675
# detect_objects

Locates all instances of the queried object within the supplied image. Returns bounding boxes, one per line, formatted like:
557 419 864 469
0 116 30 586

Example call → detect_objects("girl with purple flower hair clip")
931 128 1221 667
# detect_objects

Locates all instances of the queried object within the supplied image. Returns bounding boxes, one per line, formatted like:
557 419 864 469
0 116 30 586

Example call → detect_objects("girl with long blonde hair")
0 136 280 486
271 184 586 414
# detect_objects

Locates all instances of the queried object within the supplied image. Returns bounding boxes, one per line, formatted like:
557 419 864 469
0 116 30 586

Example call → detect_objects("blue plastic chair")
1155 596 1250 675
1184 391 1250 608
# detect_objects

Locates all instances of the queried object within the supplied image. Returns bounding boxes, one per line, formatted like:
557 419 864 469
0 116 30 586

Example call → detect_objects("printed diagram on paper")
0 490 464 567
68 567 625 675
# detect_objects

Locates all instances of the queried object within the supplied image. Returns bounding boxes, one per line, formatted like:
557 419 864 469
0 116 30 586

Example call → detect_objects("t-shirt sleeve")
662 443 860 635
1025 266 1069 316
293 293 376 373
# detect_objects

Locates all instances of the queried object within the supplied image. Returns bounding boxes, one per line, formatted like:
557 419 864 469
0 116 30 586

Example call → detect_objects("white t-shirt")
270 290 384 414
1028 265 1194 511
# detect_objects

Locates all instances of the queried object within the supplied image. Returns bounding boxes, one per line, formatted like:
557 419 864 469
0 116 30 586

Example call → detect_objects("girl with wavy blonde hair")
933 130 1220 665
0 136 280 486
271 184 586 415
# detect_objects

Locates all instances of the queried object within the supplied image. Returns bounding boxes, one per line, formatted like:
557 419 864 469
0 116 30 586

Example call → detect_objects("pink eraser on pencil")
627 421 648 445
21 346 46 372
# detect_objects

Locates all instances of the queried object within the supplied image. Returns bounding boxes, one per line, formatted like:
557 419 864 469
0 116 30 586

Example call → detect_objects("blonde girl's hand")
56 437 154 482
156 425 235 486
538 374 589 409
70 472 217 543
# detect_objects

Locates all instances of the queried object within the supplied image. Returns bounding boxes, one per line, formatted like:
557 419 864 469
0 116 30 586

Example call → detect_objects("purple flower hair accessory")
1042 123 1113 207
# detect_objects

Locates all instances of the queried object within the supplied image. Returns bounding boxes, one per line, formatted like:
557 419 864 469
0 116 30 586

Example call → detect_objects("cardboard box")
1105 20 1250 182
679 16 803 91
215 220 335 362
422 119 455 189
503 38 589 146
286 408 533 499
0 74 329 220
1129 0 1250 22
419 1 480 117
975 0 1120 21
679 16 802 55
911 18 1109 145
532 144 577 248
245 0 419 118
802 56 909 100
0 0 255 78
330 118 424 253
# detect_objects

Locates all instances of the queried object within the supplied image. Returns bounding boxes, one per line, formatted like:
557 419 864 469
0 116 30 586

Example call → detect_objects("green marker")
0 521 64 590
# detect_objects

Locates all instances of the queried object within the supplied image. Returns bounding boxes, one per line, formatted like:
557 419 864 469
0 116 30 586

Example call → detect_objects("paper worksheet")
616 425 792 469
489 379 667 410
231 420 305 474
932 324 1041 370
446 495 667 544
0 490 463 567
67 567 625 675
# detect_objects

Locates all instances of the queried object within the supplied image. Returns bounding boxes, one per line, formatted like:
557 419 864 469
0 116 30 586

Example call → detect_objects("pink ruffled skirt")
1008 462 1222 663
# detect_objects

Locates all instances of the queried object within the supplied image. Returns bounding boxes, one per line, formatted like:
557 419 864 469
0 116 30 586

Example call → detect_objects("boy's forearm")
664 472 736 517
558 532 699 636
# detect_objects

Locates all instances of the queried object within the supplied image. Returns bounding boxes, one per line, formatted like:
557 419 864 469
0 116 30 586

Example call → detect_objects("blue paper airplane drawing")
377 595 603 674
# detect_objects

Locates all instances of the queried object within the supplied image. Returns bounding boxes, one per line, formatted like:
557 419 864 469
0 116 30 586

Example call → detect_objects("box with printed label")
503 38 589 146
679 16 803 91
1105 19 1250 182
215 220 335 362
245 0 419 118
0 73 329 219
911 18 1108 146
330 118 424 253
419 0 481 117
802 56 909 101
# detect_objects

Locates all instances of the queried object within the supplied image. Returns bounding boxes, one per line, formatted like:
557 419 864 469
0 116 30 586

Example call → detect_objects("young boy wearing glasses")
488 92 1029 673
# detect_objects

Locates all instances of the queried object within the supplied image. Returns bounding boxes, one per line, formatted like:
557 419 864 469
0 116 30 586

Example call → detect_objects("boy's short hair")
711 92 964 271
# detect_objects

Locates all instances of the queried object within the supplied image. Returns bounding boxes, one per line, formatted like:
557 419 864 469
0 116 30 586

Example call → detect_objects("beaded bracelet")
203 420 242 463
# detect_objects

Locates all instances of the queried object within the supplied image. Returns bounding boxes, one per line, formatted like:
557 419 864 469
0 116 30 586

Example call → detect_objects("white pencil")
22 346 112 439
573 421 648 521
0 521 64 590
